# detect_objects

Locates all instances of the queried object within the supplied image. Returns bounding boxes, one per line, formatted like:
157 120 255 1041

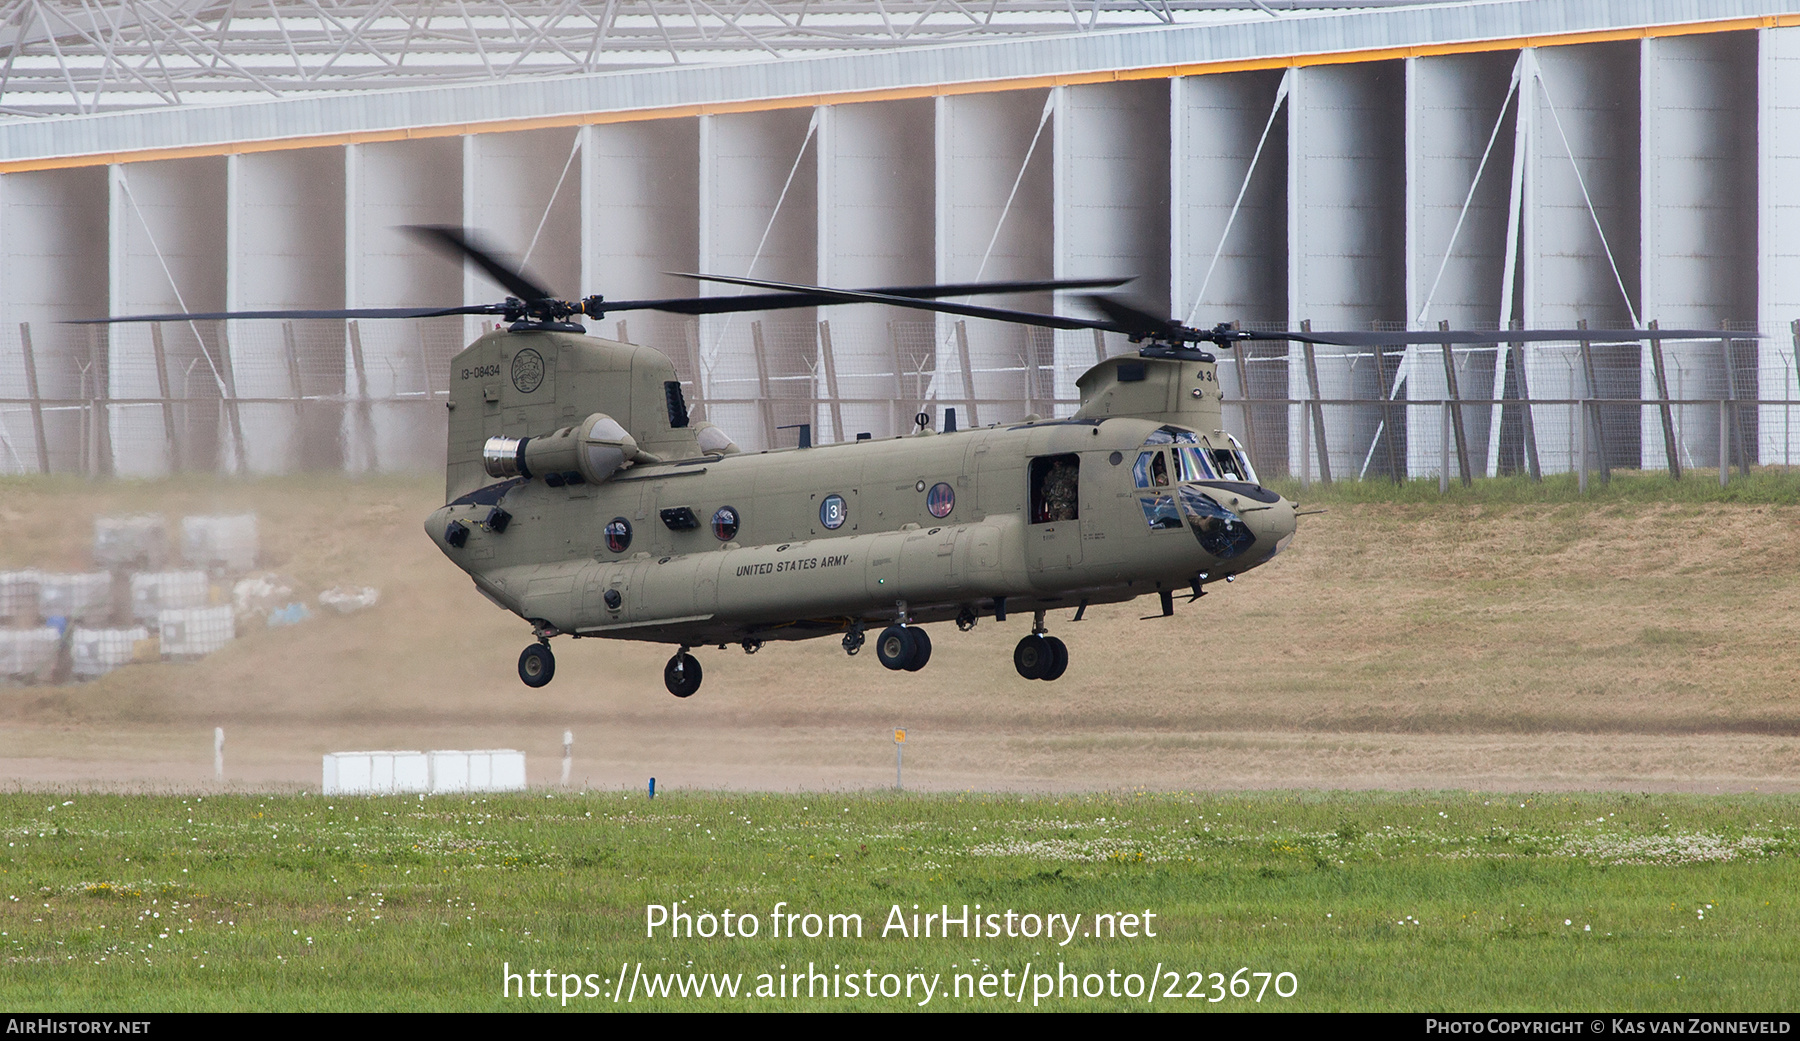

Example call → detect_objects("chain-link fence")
2 317 1794 482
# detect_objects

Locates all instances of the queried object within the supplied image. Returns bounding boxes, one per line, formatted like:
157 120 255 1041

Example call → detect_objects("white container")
322 751 431 795
94 514 168 571
0 627 61 679
181 514 258 574
130 571 211 624
157 605 235 658
428 749 527 793
38 572 112 622
0 570 41 619
70 626 150 678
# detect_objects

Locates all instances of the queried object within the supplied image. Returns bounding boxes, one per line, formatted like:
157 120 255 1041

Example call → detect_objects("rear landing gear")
1013 634 1068 681
664 648 703 698
875 625 932 672
518 642 555 688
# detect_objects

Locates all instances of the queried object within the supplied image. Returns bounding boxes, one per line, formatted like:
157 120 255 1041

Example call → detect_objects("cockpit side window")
1029 453 1080 523
1209 448 1245 481
1133 450 1172 488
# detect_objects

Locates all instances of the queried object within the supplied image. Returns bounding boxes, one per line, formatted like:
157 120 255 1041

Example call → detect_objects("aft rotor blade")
68 304 501 325
407 225 557 303
1250 327 1746 347
1079 295 1188 340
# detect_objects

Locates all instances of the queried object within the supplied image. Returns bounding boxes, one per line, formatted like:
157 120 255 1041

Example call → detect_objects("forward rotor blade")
1248 327 1748 347
666 273 1133 332
68 304 501 325
407 225 556 303
674 272 1133 299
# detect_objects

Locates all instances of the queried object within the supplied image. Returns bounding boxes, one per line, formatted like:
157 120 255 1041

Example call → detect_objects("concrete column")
109 158 228 477
1286 61 1406 481
1638 33 1757 474
697 109 818 450
936 89 1054 425
816 100 934 440
1172 69 1288 467
581 118 699 371
0 167 107 474
1053 81 1167 414
1404 51 1518 477
229 147 346 473
1762 27 1800 468
345 138 462 472
1522 42 1639 476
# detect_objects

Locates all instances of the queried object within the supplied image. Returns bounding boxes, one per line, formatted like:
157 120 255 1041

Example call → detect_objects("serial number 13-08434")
460 364 503 380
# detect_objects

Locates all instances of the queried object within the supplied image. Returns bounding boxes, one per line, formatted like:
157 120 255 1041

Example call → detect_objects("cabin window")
1140 495 1183 531
1029 454 1080 523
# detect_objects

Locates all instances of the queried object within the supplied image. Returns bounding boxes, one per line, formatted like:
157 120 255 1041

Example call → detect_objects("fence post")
214 322 249 474
1577 392 1588 495
1231 337 1261 477
1720 400 1730 488
1576 319 1609 484
1438 321 1472 486
1439 401 1450 494
1719 324 1749 477
1300 320 1331 485
1647 320 1682 481
1508 330 1541 481
886 320 907 437
18 324 49 475
817 320 845 444
347 321 378 472
955 320 980 427
150 323 182 472
1372 341 1401 483
750 320 777 450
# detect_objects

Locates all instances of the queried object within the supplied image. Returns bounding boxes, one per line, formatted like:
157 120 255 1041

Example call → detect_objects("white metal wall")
0 27 1795 478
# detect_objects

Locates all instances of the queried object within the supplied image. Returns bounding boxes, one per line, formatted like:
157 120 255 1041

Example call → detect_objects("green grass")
1266 468 1800 506
3 791 1797 1011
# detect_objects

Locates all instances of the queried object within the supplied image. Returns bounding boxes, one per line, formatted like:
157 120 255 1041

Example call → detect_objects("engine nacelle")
482 413 638 485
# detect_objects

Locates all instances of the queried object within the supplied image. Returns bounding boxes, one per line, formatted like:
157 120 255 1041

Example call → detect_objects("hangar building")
0 0 1795 482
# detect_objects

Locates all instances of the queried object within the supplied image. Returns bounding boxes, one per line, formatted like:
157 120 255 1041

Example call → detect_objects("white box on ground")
181 514 258 574
321 749 526 794
0 571 41 619
131 571 210 623
322 751 431 795
38 572 112 621
71 626 150 678
428 750 527 793
158 605 235 658
94 514 168 571
0 627 61 678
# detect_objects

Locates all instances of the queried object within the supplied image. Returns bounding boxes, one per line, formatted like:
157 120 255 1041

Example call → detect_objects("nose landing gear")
1013 609 1068 681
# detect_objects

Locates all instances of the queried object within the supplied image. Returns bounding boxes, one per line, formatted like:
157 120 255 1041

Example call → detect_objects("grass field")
2 790 1796 1011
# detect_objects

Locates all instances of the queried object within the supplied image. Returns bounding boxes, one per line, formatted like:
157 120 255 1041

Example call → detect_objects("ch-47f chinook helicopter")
80 228 1726 698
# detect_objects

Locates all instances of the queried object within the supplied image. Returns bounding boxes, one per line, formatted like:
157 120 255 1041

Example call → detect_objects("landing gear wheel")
664 652 703 698
1040 636 1069 681
902 627 932 672
1013 634 1049 680
518 643 555 688
876 625 912 671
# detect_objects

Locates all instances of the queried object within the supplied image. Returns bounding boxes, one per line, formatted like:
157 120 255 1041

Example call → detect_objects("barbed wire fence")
1 316 1793 486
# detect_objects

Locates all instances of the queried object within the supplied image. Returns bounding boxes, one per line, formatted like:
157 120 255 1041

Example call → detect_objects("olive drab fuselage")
425 329 1297 646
